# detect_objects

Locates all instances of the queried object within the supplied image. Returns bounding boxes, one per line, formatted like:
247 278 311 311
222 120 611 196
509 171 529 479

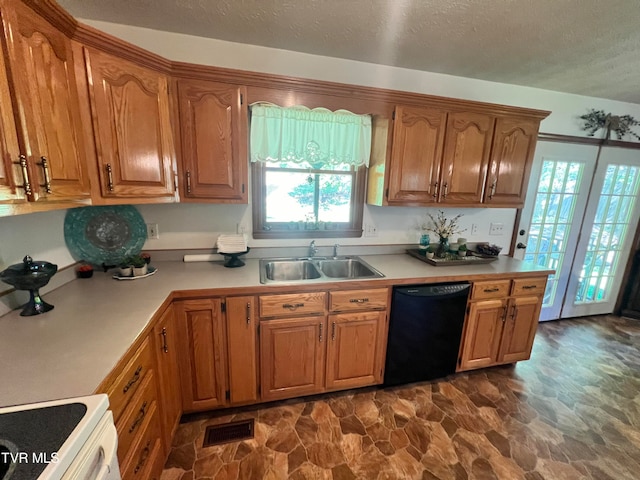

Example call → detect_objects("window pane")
317 174 352 222
265 171 315 222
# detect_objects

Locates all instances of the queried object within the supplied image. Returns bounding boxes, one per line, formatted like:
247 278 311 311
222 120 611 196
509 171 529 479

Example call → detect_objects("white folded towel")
216 234 248 254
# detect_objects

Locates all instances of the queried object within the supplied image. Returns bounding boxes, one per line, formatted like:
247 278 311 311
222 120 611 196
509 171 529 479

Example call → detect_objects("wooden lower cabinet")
152 305 182 455
499 295 543 364
326 311 386 390
174 296 260 411
260 316 326 402
226 296 259 404
174 299 227 412
259 287 389 402
458 277 545 371
97 333 165 479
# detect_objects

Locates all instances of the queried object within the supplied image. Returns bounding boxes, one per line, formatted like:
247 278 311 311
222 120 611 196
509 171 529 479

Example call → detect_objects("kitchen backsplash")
0 202 515 315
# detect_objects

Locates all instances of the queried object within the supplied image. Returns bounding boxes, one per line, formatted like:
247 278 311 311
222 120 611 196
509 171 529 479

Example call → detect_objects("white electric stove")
0 394 120 480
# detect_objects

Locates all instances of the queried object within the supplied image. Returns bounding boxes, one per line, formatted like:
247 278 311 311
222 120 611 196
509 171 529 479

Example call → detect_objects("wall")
2 19 640 302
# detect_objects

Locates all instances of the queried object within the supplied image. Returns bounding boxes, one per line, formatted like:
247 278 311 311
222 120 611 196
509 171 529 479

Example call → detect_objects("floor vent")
203 419 254 447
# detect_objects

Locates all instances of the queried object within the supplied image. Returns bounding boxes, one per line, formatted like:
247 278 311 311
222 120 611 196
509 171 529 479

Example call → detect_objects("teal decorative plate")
64 205 147 267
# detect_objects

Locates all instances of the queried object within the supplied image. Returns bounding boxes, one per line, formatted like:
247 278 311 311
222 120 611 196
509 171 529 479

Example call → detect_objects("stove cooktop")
0 395 108 480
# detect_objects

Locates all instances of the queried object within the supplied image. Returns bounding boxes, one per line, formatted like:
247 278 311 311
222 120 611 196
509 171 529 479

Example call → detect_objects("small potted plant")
458 244 468 258
425 246 435 259
76 263 94 278
118 258 133 277
131 255 148 276
140 252 151 265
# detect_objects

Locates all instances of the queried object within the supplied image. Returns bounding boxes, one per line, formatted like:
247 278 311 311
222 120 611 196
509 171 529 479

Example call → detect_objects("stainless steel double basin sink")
259 256 384 283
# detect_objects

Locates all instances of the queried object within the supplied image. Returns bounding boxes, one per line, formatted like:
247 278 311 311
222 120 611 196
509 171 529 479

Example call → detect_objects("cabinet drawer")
259 292 326 317
470 280 511 300
116 370 158 462
329 288 388 312
120 400 162 480
511 277 547 296
107 337 154 423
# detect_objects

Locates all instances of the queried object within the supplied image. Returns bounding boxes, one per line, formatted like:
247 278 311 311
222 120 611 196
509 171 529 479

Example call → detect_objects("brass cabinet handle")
443 182 449 198
37 156 52 193
331 322 336 340
510 305 517 320
283 303 304 310
129 401 148 433
106 163 114 192
501 306 507 322
246 302 251 324
318 323 323 342
432 181 439 198
186 170 192 193
349 298 369 303
161 328 168 353
484 287 500 293
489 180 497 199
123 366 142 393
14 154 32 195
522 285 538 290
134 440 151 474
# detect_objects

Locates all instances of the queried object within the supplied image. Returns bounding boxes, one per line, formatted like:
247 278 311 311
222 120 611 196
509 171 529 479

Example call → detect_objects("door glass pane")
575 165 640 304
527 160 585 308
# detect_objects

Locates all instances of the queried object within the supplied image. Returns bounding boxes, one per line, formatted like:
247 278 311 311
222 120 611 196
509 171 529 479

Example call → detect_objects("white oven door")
61 411 120 480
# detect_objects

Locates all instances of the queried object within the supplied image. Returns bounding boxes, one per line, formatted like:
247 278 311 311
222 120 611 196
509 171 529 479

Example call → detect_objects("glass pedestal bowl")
0 255 58 316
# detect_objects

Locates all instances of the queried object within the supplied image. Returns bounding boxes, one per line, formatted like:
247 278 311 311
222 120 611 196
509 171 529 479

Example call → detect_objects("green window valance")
249 103 371 168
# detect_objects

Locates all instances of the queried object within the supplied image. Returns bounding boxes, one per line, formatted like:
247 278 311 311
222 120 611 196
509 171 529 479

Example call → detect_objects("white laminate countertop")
0 254 552 407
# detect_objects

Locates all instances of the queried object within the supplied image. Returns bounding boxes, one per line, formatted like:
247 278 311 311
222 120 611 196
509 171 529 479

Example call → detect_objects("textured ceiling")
58 0 640 104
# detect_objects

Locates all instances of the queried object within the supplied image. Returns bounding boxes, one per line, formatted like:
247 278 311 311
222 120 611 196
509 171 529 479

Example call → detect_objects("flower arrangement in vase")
423 210 466 258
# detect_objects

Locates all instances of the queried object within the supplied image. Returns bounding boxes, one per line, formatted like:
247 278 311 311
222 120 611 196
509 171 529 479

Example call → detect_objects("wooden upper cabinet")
0 1 91 204
440 111 494 204
0 40 23 207
485 116 540 206
83 47 176 200
387 105 447 204
176 79 247 203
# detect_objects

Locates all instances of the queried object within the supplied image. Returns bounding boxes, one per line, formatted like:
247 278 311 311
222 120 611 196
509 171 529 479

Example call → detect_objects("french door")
515 142 640 320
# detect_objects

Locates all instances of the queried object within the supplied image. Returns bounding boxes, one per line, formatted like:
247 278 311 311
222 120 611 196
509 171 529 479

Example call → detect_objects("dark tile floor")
161 315 640 479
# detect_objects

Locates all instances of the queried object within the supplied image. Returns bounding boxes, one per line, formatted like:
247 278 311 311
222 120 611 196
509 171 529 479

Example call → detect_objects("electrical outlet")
236 223 246 234
489 223 504 235
364 224 378 237
471 223 479 235
146 223 159 239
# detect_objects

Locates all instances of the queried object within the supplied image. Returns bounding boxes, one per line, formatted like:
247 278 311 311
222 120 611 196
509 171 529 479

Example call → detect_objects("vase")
436 236 449 258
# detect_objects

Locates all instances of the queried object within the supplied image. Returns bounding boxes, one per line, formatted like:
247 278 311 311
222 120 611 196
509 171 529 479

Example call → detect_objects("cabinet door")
387 105 446 204
84 48 175 199
458 299 505 371
499 296 541 364
177 79 247 202
0 38 24 207
152 305 181 455
260 316 326 402
226 296 258 404
1 2 90 203
175 299 227 412
485 116 539 206
326 311 386 390
440 111 494 204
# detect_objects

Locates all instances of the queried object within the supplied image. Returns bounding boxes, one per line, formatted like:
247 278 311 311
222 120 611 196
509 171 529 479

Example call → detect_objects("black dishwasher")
384 282 470 387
